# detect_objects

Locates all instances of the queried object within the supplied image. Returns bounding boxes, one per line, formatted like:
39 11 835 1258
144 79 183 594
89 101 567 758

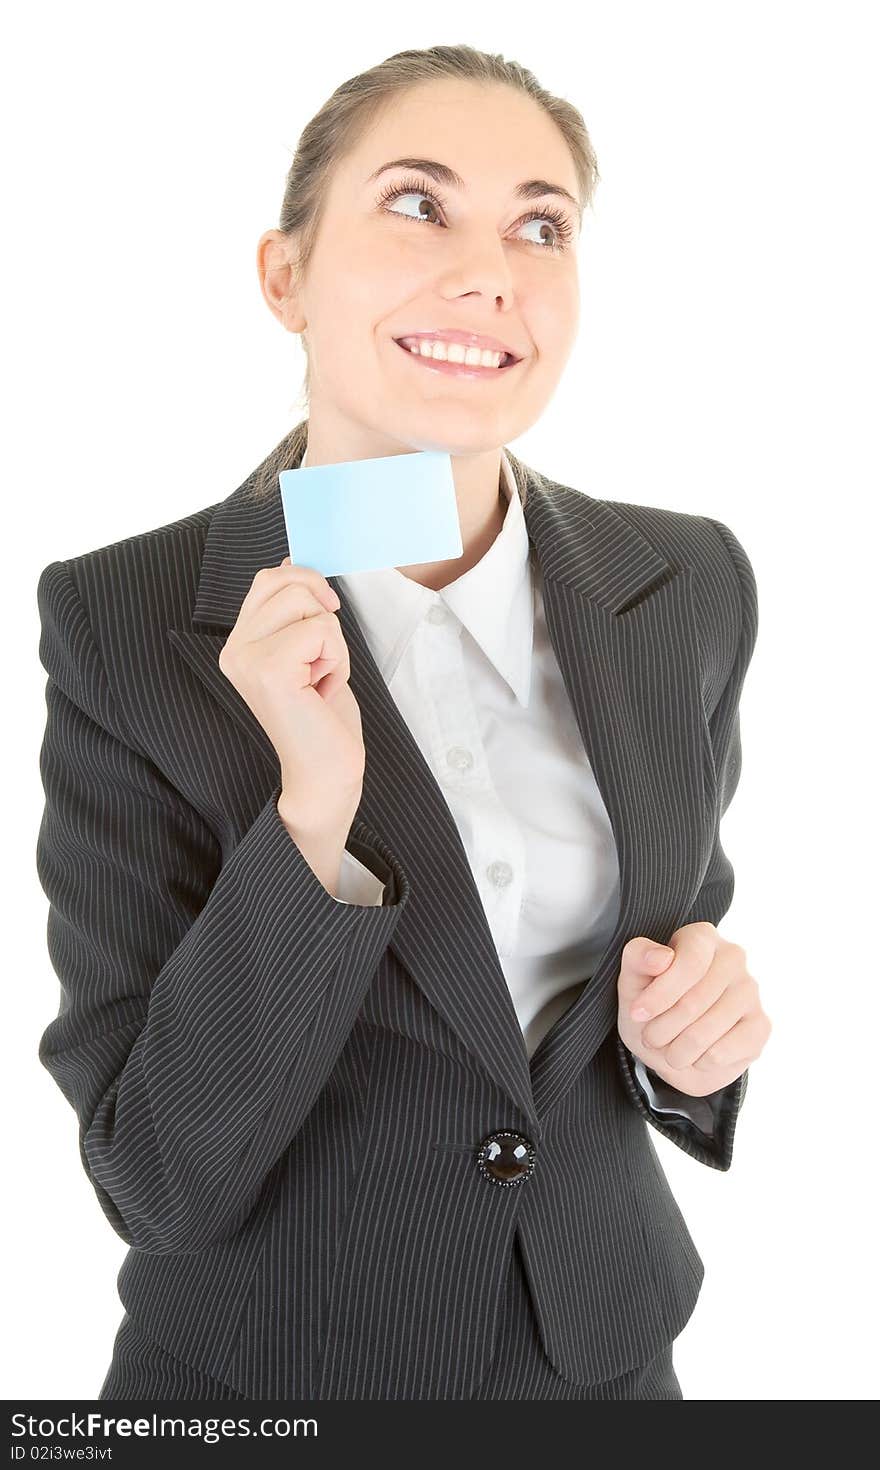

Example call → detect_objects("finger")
265 610 351 688
239 559 339 618
627 926 716 1022
662 989 750 1070
690 1014 762 1072
616 937 676 1016
640 962 729 1049
245 582 331 642
311 663 347 700
281 555 341 611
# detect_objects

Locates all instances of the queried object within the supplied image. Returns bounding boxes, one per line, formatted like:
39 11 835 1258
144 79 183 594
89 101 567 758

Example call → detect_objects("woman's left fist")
616 922 772 1097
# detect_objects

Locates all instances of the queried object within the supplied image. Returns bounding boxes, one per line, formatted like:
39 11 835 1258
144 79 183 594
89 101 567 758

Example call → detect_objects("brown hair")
244 43 601 506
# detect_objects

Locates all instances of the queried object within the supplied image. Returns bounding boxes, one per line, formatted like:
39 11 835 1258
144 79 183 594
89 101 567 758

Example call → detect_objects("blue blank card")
278 450 463 576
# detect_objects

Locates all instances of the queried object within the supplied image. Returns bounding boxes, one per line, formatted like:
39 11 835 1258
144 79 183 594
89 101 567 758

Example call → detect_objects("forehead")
335 80 579 198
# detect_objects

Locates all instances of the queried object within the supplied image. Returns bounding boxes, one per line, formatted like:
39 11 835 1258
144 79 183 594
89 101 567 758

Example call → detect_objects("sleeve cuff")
334 848 386 907
632 1055 717 1134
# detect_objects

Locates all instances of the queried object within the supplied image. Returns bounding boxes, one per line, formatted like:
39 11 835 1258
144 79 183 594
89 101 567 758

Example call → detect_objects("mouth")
392 337 522 380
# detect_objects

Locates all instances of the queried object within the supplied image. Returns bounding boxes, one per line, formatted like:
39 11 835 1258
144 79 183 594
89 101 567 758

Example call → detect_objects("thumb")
617 937 675 1007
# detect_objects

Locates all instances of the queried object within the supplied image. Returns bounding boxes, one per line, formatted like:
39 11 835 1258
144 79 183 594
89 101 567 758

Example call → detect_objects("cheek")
550 295 580 355
334 229 426 299
527 276 580 355
529 318 578 379
327 255 426 352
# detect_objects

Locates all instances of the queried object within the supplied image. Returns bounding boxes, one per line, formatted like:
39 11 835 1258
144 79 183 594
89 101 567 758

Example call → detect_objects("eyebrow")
365 157 580 212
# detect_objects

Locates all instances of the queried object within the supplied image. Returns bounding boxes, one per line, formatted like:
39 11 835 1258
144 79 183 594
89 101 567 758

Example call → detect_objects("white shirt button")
427 604 447 624
447 746 474 772
487 860 514 889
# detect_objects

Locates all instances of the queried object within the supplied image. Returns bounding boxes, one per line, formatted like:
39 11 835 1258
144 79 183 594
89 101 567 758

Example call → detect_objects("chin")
404 410 515 450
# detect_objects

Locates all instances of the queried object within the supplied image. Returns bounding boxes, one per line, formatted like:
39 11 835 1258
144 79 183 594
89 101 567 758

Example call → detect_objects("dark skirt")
99 1235 683 1401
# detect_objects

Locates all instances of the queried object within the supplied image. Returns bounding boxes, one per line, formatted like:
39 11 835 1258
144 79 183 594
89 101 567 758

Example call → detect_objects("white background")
6 0 878 1402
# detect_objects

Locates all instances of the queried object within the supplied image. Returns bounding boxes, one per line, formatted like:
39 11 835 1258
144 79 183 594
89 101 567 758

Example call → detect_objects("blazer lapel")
168 448 716 1133
522 485 718 1117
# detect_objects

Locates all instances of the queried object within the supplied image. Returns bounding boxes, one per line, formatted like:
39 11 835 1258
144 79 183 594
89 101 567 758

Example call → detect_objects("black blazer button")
477 1130 536 1187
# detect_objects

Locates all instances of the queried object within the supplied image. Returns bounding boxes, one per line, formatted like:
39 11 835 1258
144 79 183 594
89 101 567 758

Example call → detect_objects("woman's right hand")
218 555 366 830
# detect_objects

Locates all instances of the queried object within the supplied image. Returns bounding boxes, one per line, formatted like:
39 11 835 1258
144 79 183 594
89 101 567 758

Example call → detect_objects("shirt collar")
298 446 534 708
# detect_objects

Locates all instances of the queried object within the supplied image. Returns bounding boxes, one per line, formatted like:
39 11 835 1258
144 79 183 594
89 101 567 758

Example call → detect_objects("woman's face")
260 79 582 459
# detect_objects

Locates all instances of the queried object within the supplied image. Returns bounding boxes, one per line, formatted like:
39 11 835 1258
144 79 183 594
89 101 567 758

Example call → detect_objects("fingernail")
645 946 673 964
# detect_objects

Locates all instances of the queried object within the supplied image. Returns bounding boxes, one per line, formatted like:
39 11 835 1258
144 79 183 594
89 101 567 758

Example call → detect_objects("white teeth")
400 337 506 368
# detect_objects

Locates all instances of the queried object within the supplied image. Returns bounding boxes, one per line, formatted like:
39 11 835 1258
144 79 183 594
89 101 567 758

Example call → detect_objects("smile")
393 338 522 380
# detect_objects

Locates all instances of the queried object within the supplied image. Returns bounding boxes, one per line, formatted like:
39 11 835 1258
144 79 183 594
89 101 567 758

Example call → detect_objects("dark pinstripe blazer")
35 439 758 1399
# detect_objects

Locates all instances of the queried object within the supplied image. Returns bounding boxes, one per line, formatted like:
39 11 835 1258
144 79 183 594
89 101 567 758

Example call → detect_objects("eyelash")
376 174 574 253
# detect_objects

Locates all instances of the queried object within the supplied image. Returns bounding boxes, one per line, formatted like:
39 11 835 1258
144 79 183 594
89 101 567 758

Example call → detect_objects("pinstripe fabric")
100 1232 683 1400
36 435 757 1400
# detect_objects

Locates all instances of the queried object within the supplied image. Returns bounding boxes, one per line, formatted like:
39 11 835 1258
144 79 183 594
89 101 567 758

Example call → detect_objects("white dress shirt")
297 446 709 1127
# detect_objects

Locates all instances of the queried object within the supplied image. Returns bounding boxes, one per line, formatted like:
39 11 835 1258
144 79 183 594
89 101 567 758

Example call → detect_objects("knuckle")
256 643 285 675
286 584 322 617
250 653 272 685
678 992 703 1023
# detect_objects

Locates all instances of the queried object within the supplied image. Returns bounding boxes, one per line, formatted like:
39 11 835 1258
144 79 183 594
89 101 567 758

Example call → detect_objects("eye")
376 175 574 253
516 208 574 252
377 180 444 227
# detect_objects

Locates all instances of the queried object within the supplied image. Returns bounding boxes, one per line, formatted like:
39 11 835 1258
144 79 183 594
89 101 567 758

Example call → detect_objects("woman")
36 44 771 1401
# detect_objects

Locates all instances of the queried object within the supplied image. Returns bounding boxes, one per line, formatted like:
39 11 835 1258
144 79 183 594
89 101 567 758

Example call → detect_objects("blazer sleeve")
35 558 409 1254
615 516 759 1171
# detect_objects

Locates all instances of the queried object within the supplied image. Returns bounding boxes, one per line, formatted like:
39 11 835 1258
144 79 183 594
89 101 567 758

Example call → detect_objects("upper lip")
394 328 522 361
